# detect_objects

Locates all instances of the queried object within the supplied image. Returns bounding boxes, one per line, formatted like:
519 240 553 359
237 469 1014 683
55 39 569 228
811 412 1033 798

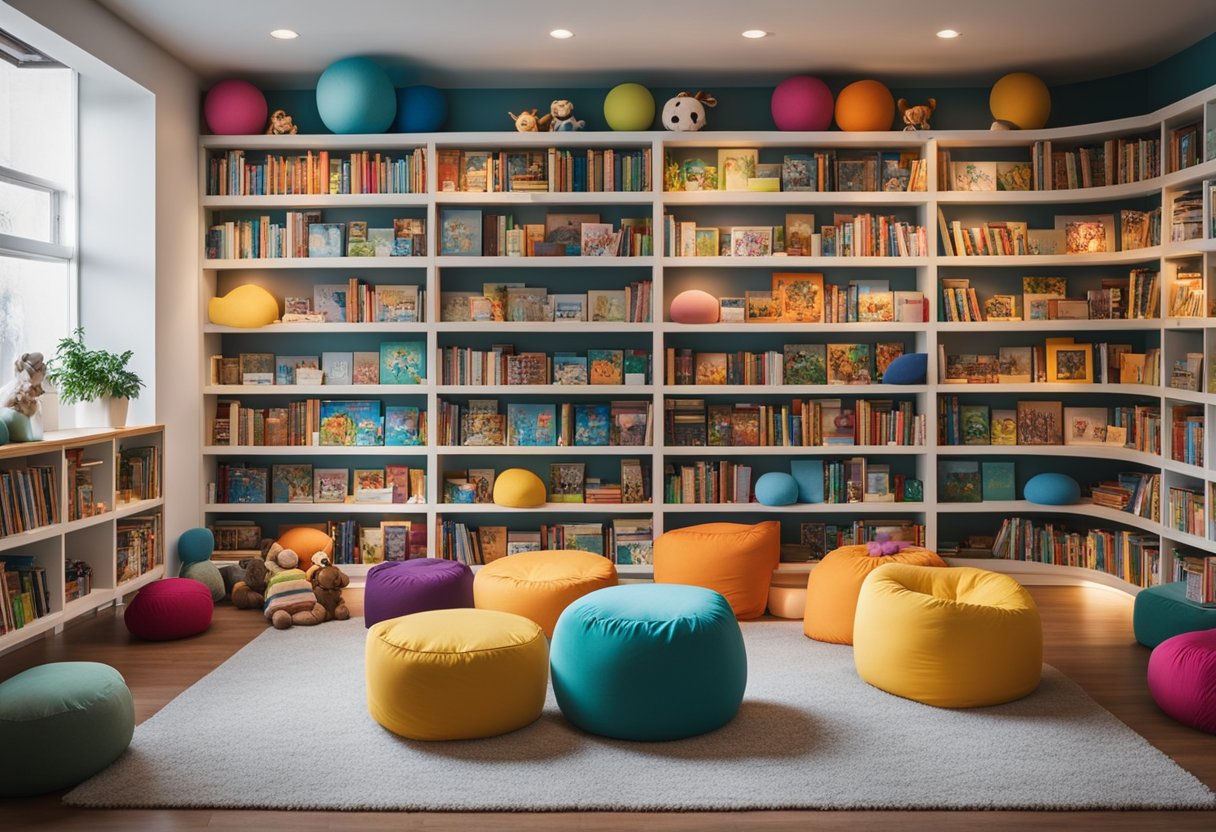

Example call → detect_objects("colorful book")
439 208 482 255
573 403 611 446
385 406 422 446
506 403 556 446
271 463 313 503
783 344 827 385
379 341 426 384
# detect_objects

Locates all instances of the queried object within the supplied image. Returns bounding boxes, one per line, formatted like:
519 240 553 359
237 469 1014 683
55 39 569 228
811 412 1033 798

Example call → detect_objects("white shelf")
935 319 1158 333
935 444 1163 468
940 249 1163 267
437 385 652 395
937 499 1161 536
661 190 927 207
664 502 925 514
433 321 654 333
663 444 925 456
663 322 932 334
437 502 653 514
206 503 426 514
205 256 428 270
664 384 929 395
205 384 430 396
436 445 652 456
204 323 429 334
204 445 426 456
437 255 653 267
202 193 429 209
660 256 930 268
435 191 653 206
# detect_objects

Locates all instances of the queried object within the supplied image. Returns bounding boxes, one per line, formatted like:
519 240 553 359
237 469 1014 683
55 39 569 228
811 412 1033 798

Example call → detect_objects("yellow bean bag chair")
653 521 780 620
366 608 548 740
492 468 546 508
854 563 1043 708
473 549 617 637
208 283 279 328
803 544 946 644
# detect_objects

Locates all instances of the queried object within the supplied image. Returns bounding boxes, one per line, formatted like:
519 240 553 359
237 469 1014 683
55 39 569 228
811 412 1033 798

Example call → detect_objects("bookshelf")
198 82 1216 593
0 426 165 655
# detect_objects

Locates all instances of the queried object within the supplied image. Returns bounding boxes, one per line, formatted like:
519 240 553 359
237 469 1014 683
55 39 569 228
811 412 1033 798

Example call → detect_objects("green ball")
603 83 655 131
180 561 225 602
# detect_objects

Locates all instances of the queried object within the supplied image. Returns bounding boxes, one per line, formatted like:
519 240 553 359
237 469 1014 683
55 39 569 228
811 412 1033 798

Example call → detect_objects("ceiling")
94 0 1216 89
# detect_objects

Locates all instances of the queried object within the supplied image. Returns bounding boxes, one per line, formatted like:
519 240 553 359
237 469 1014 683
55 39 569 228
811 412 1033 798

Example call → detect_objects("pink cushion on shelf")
1148 628 1216 734
669 290 719 324
124 578 213 641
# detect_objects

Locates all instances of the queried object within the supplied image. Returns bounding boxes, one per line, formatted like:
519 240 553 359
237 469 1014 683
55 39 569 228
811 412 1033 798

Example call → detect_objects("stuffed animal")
866 535 915 557
0 352 46 417
508 108 551 132
265 108 298 134
547 99 584 131
309 554 351 622
661 91 717 132
261 547 326 629
230 557 269 610
897 98 936 131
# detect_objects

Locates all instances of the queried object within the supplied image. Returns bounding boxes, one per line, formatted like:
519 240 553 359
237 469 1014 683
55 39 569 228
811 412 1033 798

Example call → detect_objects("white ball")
662 96 707 131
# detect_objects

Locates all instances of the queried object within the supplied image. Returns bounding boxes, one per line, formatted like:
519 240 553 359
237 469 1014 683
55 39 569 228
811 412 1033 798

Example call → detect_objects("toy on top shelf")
0 351 47 442
897 98 936 131
548 99 585 131
265 108 298 135
509 109 551 132
662 91 718 132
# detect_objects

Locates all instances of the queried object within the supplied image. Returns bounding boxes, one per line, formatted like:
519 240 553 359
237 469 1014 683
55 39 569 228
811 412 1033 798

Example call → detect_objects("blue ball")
882 352 927 384
1023 472 1080 505
178 527 215 564
755 472 799 506
395 85 447 132
316 57 396 134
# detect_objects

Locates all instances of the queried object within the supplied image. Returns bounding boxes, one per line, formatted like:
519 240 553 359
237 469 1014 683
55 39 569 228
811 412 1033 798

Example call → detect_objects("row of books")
0 466 59 538
663 457 920 506
65 558 94 604
65 448 105 523
940 138 1161 194
938 460 1015 503
116 514 161 584
331 519 429 564
668 342 905 387
439 283 653 324
665 213 930 258
436 399 651 447
1167 122 1202 173
211 400 426 447
212 462 425 506
1170 188 1203 242
938 399 1158 451
439 208 652 257
0 556 50 634
438 347 649 387
937 210 1160 257
118 445 161 503
941 340 1160 385
1179 554 1216 606
437 518 654 566
666 149 925 194
437 147 651 194
279 280 424 325
1168 487 1205 538
992 516 1161 588
941 273 1160 323
1169 405 1205 467
1091 472 1161 520
664 398 925 448
214 343 425 388
1167 275 1205 318
207 148 427 196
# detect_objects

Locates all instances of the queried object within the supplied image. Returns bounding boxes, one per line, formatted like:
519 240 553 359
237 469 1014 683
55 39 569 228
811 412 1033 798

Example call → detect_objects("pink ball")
203 79 268 135
771 76 834 131
670 289 720 324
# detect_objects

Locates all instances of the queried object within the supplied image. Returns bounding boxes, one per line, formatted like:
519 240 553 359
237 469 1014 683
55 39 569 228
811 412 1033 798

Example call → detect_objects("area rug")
65 619 1216 811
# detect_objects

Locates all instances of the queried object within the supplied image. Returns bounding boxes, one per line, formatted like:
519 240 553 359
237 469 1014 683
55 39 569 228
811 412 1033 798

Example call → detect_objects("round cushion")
177 527 214 564
881 352 927 385
654 521 780 620
203 79 267 135
474 550 617 637
834 79 895 131
179 561 225 602
0 661 134 796
754 472 798 506
770 75 834 131
124 577 214 641
1023 472 1080 505
1148 628 1216 734
854 564 1043 708
394 84 448 132
492 468 546 508
366 608 548 740
1133 581 1216 648
669 289 719 324
603 82 655 131
207 284 279 328
990 71 1051 130
364 558 474 628
277 526 335 559
803 544 947 645
316 56 396 134
0 415 8 444
767 579 806 619
550 584 746 741
0 408 38 441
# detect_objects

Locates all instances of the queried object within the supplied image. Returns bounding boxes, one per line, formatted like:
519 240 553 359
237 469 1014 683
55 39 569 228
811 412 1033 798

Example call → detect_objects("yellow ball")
990 72 1051 129
208 283 278 328
834 80 895 132
603 83 655 131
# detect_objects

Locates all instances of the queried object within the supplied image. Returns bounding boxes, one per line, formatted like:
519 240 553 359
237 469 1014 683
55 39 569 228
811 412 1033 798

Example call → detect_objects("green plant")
46 327 145 405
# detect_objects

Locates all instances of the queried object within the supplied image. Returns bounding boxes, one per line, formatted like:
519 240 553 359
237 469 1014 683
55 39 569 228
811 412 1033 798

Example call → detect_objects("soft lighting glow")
741 30 768 39
936 29 960 39
550 29 574 39
270 29 299 40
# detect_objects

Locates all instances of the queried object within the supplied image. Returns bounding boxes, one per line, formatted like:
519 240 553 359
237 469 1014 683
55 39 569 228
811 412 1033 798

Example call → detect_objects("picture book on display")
385 406 422 446
379 342 426 384
550 462 585 503
313 468 348 503
271 463 313 503
507 403 556 446
573 403 611 446
319 400 383 446
440 208 482 255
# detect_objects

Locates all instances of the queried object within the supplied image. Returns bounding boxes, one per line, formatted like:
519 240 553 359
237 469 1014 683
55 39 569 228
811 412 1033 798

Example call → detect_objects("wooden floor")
1 584 1214 831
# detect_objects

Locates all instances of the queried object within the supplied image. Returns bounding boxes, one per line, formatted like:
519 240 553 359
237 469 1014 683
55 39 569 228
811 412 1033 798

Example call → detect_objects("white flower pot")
76 397 129 428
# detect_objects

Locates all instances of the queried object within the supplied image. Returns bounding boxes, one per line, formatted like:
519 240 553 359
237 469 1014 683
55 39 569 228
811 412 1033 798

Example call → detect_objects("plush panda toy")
661 91 718 131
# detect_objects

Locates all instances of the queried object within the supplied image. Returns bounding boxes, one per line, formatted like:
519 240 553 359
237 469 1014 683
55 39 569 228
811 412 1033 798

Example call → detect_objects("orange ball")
834 80 896 131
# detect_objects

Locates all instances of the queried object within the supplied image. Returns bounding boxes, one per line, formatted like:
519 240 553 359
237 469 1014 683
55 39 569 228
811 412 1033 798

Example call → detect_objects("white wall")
1 0 201 569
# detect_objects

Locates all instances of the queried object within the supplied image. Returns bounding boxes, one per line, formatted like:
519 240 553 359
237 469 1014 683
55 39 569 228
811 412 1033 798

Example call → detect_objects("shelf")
436 385 652 395
433 321 654 333
941 557 1147 595
436 445 652 456
0 611 65 652
203 445 426 456
1160 528 1216 549
936 499 1161 536
437 502 653 514
205 257 427 270
435 191 653 206
935 180 1158 205
935 444 1163 468
664 502 925 514
204 323 429 334
206 503 426 514
661 190 928 207
660 256 930 269
63 513 114 534
0 523 63 553
664 384 929 395
205 384 430 396
663 322 932 334
941 249 1162 267
437 255 654 267
663 444 925 456
115 565 166 596
935 319 1158 333
203 193 429 208
934 382 1163 395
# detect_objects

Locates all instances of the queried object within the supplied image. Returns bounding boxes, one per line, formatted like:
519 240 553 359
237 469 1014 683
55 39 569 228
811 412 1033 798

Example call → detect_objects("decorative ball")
603 83 655 131
208 284 279 328
754 472 799 506
178 528 215 564
1023 472 1080 506
277 527 335 559
203 79 267 135
834 80 896 132
989 72 1051 130
492 468 546 508
881 353 927 385
180 561 226 602
316 57 396 134
771 75 834 131
395 85 448 132
669 289 720 324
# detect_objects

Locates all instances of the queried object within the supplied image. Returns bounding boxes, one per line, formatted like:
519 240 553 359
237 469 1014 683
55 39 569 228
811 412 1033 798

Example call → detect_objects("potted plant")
46 327 145 428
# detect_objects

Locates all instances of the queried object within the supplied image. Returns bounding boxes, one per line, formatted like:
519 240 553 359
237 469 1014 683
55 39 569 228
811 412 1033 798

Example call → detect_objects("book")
588 349 624 384
991 409 1017 445
620 459 645 503
439 208 482 255
745 291 781 322
826 343 872 384
380 521 412 561
730 226 773 257
352 352 379 384
772 272 824 322
580 222 620 256
321 352 352 386
379 341 426 384
307 222 344 257
694 352 727 385
313 468 348 503
573 403 611 445
274 355 319 385
718 148 758 191
271 463 313 503
506 403 556 446
313 285 347 322
553 354 589 385
940 460 982 502
1055 214 1116 254
981 461 1016 501
385 406 422 446
719 297 745 322
375 285 420 323
587 289 627 321
960 404 990 445
1063 406 1109 445
550 462 585 503
359 527 384 565
783 344 827 385
1016 400 1063 445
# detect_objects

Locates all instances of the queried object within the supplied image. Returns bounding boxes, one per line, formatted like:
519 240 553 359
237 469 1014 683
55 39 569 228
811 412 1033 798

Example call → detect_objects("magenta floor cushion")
1147 627 1216 734
124 577 213 641
363 558 474 628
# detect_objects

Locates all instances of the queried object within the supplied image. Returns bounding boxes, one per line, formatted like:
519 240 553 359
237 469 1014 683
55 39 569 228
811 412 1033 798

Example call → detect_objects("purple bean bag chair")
363 558 474 628
1147 627 1216 734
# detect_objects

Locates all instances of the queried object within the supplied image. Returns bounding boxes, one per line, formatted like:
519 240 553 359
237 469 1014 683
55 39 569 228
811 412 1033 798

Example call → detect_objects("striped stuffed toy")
263 568 324 629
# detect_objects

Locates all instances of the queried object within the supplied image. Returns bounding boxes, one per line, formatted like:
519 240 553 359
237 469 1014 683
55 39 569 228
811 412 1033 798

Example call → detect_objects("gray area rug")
66 619 1216 811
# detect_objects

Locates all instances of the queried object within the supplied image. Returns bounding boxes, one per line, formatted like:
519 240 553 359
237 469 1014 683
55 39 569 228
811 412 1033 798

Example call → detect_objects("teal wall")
252 32 1216 135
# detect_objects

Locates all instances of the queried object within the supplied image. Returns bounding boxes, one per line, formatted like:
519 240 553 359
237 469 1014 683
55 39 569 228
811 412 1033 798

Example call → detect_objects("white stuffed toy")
548 99 585 131
661 91 717 132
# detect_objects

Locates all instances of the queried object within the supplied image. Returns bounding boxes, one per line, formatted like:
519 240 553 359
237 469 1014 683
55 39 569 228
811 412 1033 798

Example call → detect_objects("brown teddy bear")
262 548 326 629
309 553 351 622
897 98 936 131
230 556 268 610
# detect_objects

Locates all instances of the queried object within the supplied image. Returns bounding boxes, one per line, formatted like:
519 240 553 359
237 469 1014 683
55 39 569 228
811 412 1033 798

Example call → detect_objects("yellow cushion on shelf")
473 549 617 637
207 284 279 328
653 521 780 620
492 468 546 508
365 608 548 740
853 563 1043 708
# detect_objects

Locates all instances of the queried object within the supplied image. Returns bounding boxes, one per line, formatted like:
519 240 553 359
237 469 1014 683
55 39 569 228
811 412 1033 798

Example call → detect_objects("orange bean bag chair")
473 549 617 637
653 521 780 620
803 543 946 644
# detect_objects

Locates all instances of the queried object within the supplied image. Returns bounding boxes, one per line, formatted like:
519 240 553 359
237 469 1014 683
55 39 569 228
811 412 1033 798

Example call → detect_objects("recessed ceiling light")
550 29 574 39
742 30 768 39
270 29 299 40
936 29 960 39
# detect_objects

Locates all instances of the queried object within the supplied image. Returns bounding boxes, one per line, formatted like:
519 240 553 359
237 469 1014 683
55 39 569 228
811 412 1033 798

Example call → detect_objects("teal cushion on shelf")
1023 472 1080 505
755 472 799 506
1133 581 1216 648
178 527 215 564
790 460 825 504
881 352 927 385
0 662 134 796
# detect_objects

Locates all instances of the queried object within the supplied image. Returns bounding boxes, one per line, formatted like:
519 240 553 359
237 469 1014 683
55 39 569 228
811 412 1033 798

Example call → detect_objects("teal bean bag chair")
1134 581 1216 648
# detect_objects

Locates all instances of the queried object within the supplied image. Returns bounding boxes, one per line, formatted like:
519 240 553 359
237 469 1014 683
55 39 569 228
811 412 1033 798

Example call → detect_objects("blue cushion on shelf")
1023 472 1080 505
882 353 927 385
790 460 825 504
178 527 215 564
754 472 799 506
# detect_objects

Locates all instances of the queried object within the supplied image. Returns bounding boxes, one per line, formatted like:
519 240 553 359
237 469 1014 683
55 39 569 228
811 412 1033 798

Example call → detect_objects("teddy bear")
230 556 269 610
547 99 584 131
262 546 327 629
0 352 46 417
897 98 936 131
308 553 351 622
508 108 551 132
661 91 717 132
265 108 298 135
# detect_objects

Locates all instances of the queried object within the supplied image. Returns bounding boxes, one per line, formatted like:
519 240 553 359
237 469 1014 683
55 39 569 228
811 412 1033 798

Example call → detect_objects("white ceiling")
94 0 1216 89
